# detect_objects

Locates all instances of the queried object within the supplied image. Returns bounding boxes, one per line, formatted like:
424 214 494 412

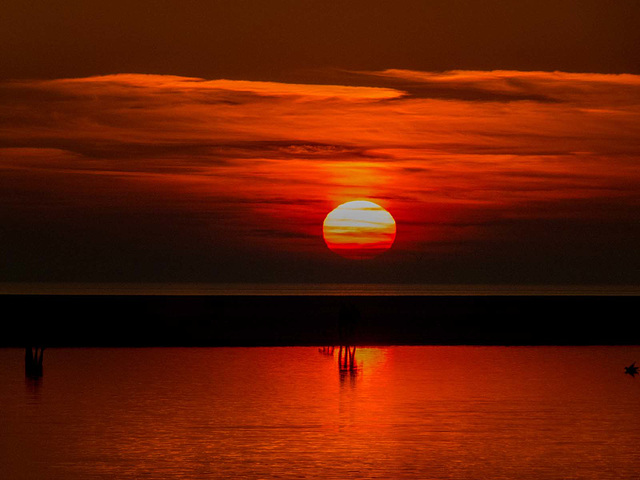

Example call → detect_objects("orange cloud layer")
1 70 639 282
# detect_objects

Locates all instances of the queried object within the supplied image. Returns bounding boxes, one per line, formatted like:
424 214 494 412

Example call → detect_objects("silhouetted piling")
25 346 44 378
336 304 360 372
338 345 357 372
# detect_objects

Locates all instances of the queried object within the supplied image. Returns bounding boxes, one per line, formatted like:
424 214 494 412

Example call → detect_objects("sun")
323 200 396 259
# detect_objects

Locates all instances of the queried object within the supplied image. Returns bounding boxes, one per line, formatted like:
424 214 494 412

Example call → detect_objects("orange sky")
1 69 639 284
2 1 639 80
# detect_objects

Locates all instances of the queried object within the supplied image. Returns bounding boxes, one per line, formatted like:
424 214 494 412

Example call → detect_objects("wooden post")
25 346 44 378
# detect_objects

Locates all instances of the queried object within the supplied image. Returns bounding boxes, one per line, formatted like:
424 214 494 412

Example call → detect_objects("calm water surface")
1 347 639 479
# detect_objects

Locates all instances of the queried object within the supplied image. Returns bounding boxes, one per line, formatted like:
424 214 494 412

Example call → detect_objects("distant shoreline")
1 283 638 296
2 293 639 348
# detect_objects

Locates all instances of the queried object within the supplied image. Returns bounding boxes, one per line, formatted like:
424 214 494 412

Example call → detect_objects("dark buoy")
624 362 638 377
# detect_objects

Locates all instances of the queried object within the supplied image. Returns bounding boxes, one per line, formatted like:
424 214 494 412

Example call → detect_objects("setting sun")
323 200 396 259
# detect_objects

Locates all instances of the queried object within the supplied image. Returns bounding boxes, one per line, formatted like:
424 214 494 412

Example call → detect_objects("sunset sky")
1 1 639 286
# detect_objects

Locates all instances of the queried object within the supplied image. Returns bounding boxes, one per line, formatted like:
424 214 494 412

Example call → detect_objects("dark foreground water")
1 347 639 479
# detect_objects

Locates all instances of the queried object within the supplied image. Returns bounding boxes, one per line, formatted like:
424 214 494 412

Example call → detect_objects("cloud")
1 70 639 282
357 69 640 105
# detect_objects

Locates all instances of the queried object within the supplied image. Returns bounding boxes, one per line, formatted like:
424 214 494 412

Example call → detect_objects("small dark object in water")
338 345 357 372
624 362 638 377
318 346 334 355
25 346 45 378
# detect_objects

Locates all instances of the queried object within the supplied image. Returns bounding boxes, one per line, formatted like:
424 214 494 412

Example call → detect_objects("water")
1 346 639 479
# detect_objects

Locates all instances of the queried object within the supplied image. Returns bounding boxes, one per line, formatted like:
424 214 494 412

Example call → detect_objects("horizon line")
0 282 638 297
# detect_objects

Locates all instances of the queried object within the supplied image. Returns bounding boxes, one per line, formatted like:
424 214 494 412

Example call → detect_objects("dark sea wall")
1 295 639 347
